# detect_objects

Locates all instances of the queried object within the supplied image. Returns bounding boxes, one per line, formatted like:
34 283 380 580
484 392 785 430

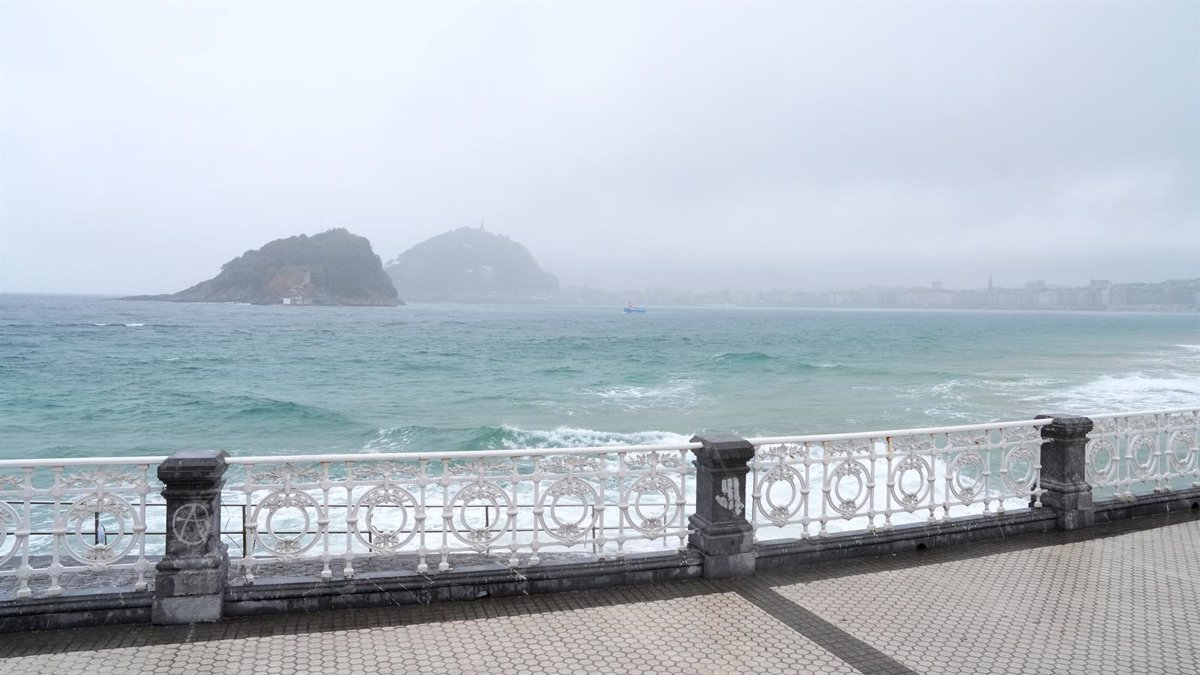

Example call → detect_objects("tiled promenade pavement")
1 514 1197 674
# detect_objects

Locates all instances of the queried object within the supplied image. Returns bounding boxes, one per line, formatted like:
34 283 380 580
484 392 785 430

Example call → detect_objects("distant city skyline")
565 276 1200 311
581 275 1198 293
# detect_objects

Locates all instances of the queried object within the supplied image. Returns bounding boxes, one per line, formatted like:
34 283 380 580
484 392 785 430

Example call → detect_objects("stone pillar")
152 450 228 624
1036 415 1095 531
688 434 756 578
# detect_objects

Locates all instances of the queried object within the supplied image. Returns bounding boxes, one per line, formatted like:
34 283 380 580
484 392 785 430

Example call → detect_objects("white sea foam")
593 381 694 401
986 376 1059 391
124 323 145 327
494 425 691 449
1032 373 1200 414
590 380 698 411
361 424 691 454
362 428 408 453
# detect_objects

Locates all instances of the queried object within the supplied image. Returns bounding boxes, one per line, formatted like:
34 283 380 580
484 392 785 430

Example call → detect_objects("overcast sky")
1 1 1197 294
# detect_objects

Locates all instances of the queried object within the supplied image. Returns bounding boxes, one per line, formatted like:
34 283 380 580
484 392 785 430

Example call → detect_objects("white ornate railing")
0 457 166 598
224 442 699 583
1086 408 1200 501
747 419 1049 541
4 408 1199 601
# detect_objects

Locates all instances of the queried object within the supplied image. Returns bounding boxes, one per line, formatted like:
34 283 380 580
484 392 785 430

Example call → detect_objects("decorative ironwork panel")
0 458 164 599
748 420 1048 542
224 443 696 583
1087 409 1200 501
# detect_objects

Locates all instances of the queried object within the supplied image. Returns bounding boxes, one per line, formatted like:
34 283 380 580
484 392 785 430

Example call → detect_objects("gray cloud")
2 1 1196 294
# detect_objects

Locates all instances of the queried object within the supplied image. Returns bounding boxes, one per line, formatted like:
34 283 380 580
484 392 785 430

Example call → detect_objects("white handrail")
747 418 1051 446
1086 407 1199 421
226 442 702 465
0 455 168 468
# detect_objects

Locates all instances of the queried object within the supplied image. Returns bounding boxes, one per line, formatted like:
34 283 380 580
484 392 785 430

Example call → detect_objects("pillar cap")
1035 415 1093 438
690 434 753 451
690 434 754 462
158 450 228 481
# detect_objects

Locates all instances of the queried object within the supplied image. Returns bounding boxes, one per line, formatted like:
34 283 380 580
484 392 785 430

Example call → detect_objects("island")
124 228 402 306
385 226 559 302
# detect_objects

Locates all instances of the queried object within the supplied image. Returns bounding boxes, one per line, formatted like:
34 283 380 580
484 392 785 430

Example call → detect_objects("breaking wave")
365 424 690 453
590 380 697 409
1033 373 1200 414
701 351 773 367
165 395 359 430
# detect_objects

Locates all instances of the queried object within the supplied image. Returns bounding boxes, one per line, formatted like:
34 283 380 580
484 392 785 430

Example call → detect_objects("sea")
1 294 1198 461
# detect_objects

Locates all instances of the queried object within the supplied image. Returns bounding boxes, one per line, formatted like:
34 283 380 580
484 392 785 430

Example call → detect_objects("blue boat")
623 304 646 314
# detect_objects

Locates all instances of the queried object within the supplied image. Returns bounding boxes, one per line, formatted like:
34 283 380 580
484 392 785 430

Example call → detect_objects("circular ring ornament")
757 464 806 526
537 477 598 544
948 452 986 504
1128 434 1157 479
64 494 140 564
622 474 681 537
1086 439 1119 485
1166 431 1197 473
890 456 931 511
250 488 323 558
349 485 419 552
0 501 19 565
826 459 870 518
1002 446 1037 495
448 482 512 547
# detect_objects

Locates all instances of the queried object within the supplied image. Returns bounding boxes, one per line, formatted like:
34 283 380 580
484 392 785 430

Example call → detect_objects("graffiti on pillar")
171 502 213 547
715 476 744 516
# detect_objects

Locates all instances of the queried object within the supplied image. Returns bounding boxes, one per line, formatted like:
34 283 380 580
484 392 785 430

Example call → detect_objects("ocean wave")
365 424 690 453
701 351 773 366
1174 344 1200 362
491 425 690 449
593 381 694 401
587 379 699 412
1032 373 1200 414
697 351 854 373
211 395 355 426
535 365 585 376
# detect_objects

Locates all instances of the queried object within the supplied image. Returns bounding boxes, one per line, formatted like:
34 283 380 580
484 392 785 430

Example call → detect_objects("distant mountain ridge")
125 229 401 306
386 227 558 301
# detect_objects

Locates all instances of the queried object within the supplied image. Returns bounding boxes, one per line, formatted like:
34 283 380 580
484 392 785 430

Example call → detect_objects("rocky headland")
124 228 401 306
385 226 559 302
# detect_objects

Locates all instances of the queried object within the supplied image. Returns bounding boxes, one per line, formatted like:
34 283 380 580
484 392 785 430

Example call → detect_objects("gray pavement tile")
1 513 1197 674
771 518 1200 675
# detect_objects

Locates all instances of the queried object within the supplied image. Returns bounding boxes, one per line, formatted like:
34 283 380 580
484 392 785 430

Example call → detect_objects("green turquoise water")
1 295 1197 460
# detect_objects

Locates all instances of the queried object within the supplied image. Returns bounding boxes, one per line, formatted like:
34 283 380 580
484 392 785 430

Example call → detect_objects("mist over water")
1 295 1197 460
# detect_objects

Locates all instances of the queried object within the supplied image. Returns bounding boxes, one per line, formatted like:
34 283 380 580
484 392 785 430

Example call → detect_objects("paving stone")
770 518 1200 675
0 516 1196 674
